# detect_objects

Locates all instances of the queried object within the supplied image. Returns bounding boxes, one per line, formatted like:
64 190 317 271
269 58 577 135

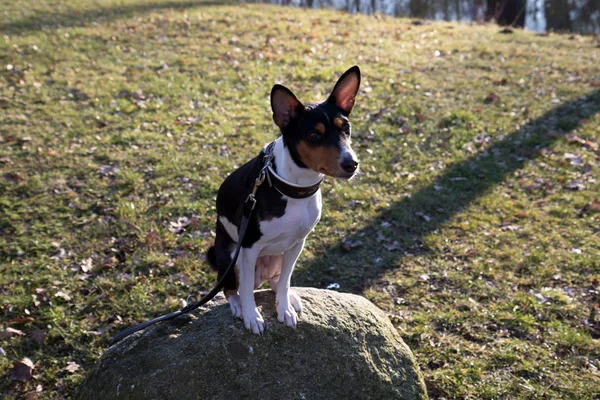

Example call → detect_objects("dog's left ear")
327 66 361 115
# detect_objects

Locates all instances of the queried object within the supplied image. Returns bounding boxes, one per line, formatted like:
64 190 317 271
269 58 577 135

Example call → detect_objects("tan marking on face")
334 117 344 129
297 141 345 177
314 122 326 136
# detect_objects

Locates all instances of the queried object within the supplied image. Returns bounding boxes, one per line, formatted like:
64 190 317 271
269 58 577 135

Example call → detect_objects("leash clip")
245 141 276 211
245 173 263 211
262 142 274 188
245 193 257 210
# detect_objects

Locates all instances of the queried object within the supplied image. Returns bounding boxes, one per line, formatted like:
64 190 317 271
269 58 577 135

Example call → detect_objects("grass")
1 0 599 398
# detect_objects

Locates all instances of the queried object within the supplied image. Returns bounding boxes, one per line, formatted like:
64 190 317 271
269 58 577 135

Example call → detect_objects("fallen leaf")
99 165 120 177
1 327 25 340
171 273 191 286
9 358 34 381
55 291 72 301
3 172 24 183
566 135 586 144
530 290 549 304
415 212 432 222
80 257 93 273
591 200 600 212
31 329 47 344
64 361 80 373
566 180 585 191
8 316 34 325
169 217 190 234
52 247 70 260
383 241 400 251
564 152 583 166
484 92 500 104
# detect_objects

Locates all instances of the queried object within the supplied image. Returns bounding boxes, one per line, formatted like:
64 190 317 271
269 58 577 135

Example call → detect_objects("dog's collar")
263 142 323 199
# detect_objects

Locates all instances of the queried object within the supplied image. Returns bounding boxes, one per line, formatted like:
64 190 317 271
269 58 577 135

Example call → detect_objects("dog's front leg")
238 248 265 335
276 239 305 328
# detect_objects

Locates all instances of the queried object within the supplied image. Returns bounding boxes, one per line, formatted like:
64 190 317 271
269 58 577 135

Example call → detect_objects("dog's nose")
341 158 358 173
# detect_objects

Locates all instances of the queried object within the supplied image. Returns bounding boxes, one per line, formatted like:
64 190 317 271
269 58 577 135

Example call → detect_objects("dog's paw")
242 308 265 335
289 290 303 314
277 301 298 328
227 294 242 319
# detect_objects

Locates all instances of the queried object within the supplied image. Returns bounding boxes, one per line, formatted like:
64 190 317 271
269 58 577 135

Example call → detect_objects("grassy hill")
1 0 599 398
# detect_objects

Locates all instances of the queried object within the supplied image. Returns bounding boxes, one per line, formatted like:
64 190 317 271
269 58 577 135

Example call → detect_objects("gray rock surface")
77 288 427 400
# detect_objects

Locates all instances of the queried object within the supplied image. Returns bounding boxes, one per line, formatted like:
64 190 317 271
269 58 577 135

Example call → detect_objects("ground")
0 0 599 399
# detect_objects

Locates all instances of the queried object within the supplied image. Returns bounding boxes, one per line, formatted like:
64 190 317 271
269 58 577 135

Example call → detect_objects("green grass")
1 0 599 398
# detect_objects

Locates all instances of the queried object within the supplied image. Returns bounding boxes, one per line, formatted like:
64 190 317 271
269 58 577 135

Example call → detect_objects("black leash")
109 150 272 346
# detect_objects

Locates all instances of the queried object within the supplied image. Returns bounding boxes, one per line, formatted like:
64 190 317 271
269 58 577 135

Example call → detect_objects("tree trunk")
486 0 526 26
545 0 572 31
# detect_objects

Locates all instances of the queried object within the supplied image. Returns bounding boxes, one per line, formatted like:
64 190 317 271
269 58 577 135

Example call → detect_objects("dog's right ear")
271 84 304 129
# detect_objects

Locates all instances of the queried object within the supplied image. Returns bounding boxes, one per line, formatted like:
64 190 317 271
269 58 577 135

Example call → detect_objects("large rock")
77 288 427 400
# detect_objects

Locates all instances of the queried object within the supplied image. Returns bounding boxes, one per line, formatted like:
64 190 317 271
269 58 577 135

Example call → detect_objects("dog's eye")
308 132 321 141
342 121 351 135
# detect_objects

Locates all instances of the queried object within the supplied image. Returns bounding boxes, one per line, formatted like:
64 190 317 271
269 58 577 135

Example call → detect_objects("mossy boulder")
77 288 427 400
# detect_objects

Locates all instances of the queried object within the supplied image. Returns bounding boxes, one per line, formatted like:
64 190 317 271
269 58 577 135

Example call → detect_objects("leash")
109 148 273 346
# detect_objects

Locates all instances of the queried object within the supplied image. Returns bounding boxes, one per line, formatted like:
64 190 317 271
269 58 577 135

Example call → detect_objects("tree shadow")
2 0 234 34
297 90 600 291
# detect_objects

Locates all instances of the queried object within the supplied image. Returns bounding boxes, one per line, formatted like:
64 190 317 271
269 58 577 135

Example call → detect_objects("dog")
206 66 361 334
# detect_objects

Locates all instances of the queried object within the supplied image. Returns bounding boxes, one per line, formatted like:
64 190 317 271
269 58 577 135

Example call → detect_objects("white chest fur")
258 192 322 256
218 191 322 255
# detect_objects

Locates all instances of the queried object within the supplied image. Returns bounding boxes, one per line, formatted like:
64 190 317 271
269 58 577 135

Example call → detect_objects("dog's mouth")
319 166 359 180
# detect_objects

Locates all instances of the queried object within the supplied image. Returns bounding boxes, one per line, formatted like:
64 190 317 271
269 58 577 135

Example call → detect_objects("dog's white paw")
277 300 298 328
289 290 303 314
227 294 242 319
242 307 265 335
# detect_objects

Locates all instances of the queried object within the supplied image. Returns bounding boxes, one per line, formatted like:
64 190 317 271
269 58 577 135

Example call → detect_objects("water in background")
247 0 600 34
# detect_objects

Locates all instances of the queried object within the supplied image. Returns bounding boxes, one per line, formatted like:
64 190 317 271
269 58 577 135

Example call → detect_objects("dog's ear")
327 66 361 115
271 85 304 129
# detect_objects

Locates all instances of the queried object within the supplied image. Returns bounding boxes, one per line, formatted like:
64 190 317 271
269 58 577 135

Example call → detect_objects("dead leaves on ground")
31 329 47 345
64 361 80 373
1 327 25 340
9 358 35 382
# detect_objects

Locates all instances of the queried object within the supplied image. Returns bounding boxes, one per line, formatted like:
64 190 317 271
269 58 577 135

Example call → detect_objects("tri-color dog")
206 66 361 334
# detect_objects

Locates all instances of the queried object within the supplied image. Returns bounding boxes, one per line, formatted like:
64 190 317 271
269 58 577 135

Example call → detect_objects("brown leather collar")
263 142 323 199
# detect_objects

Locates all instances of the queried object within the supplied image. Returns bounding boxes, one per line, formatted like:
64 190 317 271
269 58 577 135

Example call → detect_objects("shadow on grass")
2 0 235 34
297 90 600 291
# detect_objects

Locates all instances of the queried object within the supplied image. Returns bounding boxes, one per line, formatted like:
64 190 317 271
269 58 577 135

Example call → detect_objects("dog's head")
270 66 361 179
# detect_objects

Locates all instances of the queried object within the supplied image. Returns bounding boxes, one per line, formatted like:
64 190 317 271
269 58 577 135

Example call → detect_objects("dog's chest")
258 193 322 255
